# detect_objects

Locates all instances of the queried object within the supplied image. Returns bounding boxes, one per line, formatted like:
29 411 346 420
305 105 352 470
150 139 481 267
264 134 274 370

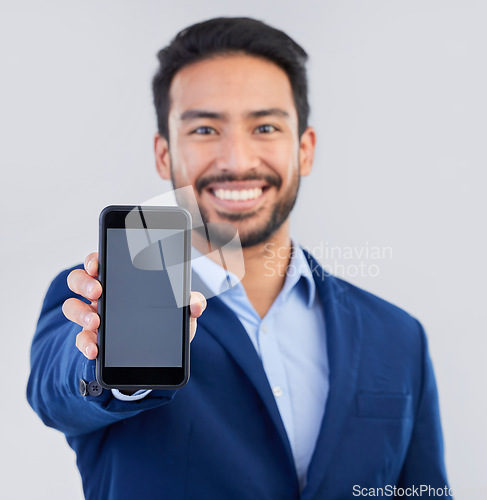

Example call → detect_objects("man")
27 17 451 499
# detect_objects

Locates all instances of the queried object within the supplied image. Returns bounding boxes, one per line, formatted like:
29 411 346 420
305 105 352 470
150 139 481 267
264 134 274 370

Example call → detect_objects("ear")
154 133 171 180
298 126 316 177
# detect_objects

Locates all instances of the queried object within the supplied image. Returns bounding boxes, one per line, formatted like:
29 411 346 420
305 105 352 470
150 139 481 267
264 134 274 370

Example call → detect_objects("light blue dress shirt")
113 240 329 490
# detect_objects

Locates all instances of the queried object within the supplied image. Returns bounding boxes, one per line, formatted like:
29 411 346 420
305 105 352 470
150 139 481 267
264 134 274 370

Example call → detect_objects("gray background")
1 0 485 498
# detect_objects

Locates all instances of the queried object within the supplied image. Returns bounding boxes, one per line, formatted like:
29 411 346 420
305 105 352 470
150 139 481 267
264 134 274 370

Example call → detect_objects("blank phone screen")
104 227 186 367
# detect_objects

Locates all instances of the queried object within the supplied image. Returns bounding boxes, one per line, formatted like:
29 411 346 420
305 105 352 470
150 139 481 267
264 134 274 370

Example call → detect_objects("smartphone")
96 205 192 390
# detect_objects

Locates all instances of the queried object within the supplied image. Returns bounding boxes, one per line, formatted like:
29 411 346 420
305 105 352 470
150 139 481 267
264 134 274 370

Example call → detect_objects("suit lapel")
301 251 363 500
192 271 297 475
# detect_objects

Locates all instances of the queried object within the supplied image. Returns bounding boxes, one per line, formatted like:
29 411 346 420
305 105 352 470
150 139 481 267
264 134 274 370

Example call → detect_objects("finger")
75 329 98 359
84 252 99 277
67 269 102 301
62 297 100 330
189 317 197 343
189 292 207 319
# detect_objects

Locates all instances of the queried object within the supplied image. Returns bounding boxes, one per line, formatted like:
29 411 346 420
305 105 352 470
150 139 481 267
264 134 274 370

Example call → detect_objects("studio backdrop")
1 1 485 498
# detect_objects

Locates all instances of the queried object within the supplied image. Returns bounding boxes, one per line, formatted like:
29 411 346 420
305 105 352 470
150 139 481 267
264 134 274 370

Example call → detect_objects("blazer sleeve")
396 320 452 497
26 265 177 437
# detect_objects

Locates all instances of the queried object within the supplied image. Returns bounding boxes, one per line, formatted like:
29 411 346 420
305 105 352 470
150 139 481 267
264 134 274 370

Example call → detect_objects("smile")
205 182 270 211
212 187 263 201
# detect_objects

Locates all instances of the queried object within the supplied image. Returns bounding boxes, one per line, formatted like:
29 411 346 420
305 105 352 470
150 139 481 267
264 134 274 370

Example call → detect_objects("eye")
191 126 217 135
255 124 279 134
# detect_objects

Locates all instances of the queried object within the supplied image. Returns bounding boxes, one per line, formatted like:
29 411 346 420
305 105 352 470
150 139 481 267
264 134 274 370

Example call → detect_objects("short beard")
196 173 300 249
169 155 301 249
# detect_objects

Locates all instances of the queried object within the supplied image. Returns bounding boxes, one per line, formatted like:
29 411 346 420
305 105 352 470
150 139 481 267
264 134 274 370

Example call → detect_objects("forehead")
168 54 297 120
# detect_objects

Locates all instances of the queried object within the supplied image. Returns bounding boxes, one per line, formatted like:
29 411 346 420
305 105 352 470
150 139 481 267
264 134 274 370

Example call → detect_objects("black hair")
152 17 310 140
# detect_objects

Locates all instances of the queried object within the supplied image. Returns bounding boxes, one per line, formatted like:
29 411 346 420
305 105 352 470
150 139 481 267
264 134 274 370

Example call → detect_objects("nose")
214 130 260 174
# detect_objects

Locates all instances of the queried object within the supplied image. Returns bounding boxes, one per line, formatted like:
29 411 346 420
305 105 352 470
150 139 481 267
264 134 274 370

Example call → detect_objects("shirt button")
261 324 268 334
272 386 283 398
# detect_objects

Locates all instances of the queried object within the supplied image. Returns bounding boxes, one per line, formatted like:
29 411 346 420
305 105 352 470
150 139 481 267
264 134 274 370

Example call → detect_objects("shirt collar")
191 239 316 308
191 246 241 298
281 240 316 308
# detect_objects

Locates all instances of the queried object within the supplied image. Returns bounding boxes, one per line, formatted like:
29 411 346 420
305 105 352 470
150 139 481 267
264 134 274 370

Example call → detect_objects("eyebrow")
180 108 290 121
247 108 290 119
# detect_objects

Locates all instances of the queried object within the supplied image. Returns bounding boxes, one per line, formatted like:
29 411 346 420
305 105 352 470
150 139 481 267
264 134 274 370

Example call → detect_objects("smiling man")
27 17 451 500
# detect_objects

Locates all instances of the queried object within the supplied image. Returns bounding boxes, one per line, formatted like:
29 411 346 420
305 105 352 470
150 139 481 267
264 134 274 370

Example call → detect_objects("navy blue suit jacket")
27 251 450 499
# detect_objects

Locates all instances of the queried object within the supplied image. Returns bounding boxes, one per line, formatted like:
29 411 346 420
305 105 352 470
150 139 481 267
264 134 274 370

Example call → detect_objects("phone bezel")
96 205 192 390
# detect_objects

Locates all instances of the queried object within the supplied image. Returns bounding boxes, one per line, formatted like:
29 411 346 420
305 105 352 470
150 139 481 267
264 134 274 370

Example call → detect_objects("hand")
62 252 207 360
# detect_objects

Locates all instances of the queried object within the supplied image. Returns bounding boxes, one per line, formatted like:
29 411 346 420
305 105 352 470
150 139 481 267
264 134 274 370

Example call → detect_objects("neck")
193 220 293 318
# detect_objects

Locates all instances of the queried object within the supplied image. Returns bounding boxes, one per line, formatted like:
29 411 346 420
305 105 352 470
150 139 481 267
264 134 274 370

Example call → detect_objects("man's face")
155 54 315 248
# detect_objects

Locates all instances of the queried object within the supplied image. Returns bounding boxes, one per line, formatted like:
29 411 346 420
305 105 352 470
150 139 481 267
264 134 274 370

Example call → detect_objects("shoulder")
335 273 417 328
303 249 425 348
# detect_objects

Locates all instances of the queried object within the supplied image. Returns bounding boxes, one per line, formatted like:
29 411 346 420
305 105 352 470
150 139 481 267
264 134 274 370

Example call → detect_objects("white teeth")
213 187 263 201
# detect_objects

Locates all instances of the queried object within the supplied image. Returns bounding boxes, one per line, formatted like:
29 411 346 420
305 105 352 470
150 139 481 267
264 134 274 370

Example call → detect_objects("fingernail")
86 281 95 295
84 313 94 326
85 258 92 272
85 345 91 358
